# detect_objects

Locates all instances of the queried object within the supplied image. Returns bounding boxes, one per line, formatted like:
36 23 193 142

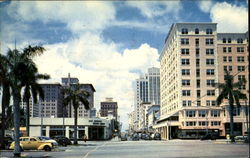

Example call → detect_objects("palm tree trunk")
13 90 21 157
0 85 7 149
25 97 30 136
74 107 78 145
229 105 235 142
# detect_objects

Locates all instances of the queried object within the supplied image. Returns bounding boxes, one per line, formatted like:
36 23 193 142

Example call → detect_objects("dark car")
132 133 139 141
0 136 13 149
154 133 161 140
200 134 216 140
51 135 72 146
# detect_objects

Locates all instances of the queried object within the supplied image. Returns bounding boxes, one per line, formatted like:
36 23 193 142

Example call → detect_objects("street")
0 139 249 158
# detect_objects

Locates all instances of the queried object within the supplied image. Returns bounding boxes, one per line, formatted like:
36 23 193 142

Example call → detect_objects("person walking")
83 134 87 143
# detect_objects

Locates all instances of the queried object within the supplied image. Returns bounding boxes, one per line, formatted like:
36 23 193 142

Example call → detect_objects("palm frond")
22 45 46 58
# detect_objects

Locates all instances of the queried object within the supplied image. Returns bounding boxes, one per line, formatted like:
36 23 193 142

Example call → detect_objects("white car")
37 136 58 147
235 135 248 140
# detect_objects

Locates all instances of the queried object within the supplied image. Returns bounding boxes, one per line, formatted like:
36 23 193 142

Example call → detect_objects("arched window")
237 38 243 43
195 28 199 34
182 28 188 34
206 28 213 34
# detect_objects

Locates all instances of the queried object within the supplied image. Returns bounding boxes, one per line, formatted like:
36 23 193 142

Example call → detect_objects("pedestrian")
83 134 87 143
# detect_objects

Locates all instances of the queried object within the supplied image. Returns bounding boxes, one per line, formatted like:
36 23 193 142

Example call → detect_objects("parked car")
51 135 72 146
153 133 161 140
37 136 58 147
143 134 150 140
9 136 55 151
0 136 13 149
121 135 128 141
132 133 139 141
235 135 248 141
200 134 216 140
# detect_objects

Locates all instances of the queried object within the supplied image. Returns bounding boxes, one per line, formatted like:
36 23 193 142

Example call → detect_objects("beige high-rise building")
155 23 249 140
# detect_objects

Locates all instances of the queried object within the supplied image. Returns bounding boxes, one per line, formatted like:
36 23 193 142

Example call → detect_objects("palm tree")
0 45 47 157
216 70 247 142
23 73 50 136
63 84 90 145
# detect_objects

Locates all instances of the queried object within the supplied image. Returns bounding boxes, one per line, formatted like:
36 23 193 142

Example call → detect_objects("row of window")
223 47 244 53
182 90 215 96
181 28 213 35
185 121 221 126
181 38 214 45
182 59 215 65
182 79 215 87
182 69 215 76
182 100 216 107
223 56 245 62
186 110 220 117
222 38 244 44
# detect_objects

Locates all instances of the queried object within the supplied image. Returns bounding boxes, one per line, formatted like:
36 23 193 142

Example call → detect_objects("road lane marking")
83 142 108 158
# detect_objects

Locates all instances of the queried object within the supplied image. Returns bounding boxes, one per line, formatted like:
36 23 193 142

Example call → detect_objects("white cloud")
126 1 181 18
198 1 213 13
6 1 116 34
210 2 248 33
33 33 160 130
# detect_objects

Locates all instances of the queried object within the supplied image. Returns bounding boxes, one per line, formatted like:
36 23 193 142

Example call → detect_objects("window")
182 90 191 96
206 49 214 55
211 121 221 126
237 38 243 44
237 56 245 62
206 59 215 65
206 28 213 34
206 38 213 45
237 47 244 53
207 90 215 96
224 66 232 72
239 85 246 90
181 49 189 55
238 66 245 72
223 56 227 62
182 28 188 34
207 79 215 87
233 107 241 116
195 38 199 46
182 80 190 86
228 47 232 52
181 38 189 45
183 100 192 107
211 100 216 106
186 111 196 117
199 121 208 126
223 38 226 43
195 28 199 34
182 59 190 65
228 56 232 62
223 47 227 53
196 69 200 77
211 110 220 117
196 59 200 66
196 79 200 88
196 48 200 56
197 100 201 106
186 121 196 126
238 75 245 81
197 90 200 98
199 110 207 117
228 38 231 43
182 69 190 75
206 69 215 75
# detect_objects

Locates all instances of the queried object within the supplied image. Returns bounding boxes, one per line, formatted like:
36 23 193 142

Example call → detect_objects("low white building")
30 117 113 140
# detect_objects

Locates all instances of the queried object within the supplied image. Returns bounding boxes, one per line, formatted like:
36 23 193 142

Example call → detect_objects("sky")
0 0 248 131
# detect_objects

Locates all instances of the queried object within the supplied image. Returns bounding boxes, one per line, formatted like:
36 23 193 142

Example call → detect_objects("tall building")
133 67 160 131
156 23 249 140
100 98 118 120
61 74 96 118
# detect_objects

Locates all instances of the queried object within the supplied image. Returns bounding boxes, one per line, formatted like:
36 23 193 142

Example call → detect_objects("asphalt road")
0 139 249 158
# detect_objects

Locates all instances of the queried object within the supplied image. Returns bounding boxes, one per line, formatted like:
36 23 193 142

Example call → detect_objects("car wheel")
62 142 67 147
44 146 51 151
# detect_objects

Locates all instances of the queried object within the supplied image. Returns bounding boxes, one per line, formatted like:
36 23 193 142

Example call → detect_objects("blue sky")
0 0 248 130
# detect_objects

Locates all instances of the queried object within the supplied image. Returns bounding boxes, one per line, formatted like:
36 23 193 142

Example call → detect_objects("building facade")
100 98 118 120
157 23 249 140
133 67 160 131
